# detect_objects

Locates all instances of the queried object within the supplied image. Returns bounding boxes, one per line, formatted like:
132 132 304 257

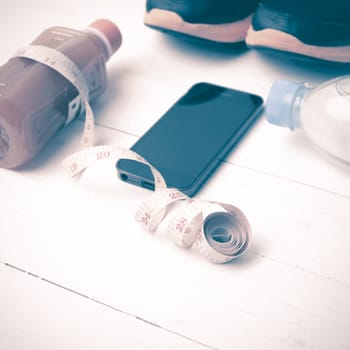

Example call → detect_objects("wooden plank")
1 126 349 350
0 263 212 350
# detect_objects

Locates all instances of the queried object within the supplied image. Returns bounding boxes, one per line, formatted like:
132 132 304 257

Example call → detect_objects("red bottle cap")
88 19 122 56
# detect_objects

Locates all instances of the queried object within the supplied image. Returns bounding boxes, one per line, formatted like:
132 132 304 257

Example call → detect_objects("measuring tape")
15 45 95 147
16 44 252 263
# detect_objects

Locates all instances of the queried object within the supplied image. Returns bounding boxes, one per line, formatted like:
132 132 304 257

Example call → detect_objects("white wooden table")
1 1 349 349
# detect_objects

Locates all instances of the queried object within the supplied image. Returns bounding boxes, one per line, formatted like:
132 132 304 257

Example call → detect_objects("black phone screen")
116 82 263 196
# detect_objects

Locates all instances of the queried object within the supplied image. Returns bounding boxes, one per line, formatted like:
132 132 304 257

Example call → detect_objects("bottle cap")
266 80 308 130
88 19 122 57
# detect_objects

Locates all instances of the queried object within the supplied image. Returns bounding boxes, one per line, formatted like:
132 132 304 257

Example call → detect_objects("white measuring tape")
16 44 252 263
15 45 95 147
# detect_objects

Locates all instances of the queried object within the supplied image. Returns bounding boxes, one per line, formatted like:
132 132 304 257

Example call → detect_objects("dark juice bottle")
0 19 122 168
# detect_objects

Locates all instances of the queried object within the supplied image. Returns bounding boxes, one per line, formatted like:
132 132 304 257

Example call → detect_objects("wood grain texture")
0 1 349 349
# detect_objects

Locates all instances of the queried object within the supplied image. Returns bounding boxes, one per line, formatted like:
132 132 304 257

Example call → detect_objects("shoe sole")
144 8 253 44
246 27 350 63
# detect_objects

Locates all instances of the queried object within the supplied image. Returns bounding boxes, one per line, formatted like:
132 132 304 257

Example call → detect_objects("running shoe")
246 0 350 63
144 0 260 44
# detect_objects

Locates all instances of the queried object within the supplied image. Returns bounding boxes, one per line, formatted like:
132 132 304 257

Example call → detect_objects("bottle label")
0 123 10 160
67 94 84 122
0 82 7 97
15 44 95 147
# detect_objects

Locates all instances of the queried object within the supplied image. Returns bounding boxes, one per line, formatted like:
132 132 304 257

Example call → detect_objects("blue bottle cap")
266 80 308 130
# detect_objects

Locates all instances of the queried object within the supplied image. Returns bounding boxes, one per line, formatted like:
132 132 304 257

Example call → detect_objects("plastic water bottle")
0 19 122 168
265 76 350 166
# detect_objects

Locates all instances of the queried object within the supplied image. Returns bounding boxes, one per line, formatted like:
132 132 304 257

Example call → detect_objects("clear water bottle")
265 76 350 166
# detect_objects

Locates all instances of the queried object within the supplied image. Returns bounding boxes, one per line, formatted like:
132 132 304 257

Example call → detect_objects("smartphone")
116 82 263 197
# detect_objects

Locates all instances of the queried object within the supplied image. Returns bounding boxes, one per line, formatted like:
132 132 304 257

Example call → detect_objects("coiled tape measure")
16 45 252 263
